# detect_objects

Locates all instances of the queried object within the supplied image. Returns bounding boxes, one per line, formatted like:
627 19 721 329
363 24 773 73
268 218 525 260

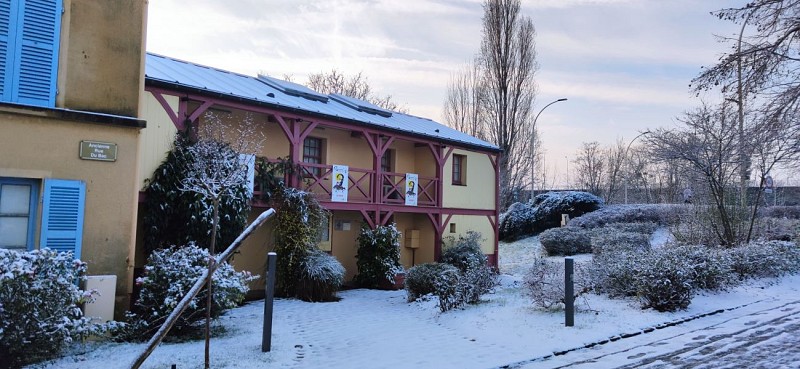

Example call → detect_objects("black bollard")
262 252 277 352
565 257 574 327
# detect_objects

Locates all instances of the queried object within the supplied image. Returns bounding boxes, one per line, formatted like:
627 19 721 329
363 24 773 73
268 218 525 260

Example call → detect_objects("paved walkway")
512 297 800 368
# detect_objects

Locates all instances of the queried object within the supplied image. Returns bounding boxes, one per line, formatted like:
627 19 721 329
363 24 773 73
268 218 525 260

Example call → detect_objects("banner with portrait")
405 173 418 206
331 165 349 202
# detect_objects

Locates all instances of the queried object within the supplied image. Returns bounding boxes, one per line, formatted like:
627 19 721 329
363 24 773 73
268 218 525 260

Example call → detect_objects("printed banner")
405 173 418 206
331 165 349 202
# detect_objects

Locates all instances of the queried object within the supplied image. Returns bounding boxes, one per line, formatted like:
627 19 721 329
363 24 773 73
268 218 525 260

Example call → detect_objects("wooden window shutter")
12 0 61 107
0 0 14 101
40 179 85 259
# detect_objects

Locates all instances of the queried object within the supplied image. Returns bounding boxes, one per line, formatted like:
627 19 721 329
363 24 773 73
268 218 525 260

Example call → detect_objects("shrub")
570 204 684 229
730 241 800 280
499 201 537 241
433 267 462 312
758 206 800 219
590 229 650 256
117 244 256 341
441 231 488 271
405 263 458 302
635 248 694 312
458 263 497 305
538 227 592 256
499 191 603 241
355 224 403 288
273 187 328 297
667 245 734 292
296 249 345 302
523 258 593 310
0 249 106 368
603 222 659 236
592 250 647 298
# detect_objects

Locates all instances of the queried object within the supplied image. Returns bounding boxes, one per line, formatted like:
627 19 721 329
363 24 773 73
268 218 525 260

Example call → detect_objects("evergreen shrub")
355 224 403 289
0 249 107 368
405 263 458 302
538 227 592 256
117 244 255 341
730 241 800 279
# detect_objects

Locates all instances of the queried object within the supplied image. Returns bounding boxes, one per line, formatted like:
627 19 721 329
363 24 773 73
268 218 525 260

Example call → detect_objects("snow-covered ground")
33 234 800 369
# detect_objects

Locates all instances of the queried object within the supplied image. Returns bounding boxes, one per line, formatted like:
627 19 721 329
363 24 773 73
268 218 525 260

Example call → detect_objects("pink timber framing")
146 86 501 265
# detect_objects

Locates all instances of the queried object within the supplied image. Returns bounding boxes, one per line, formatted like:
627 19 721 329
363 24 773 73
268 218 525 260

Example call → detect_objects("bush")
603 222 659 236
667 245 734 292
433 267 462 312
592 249 647 298
590 229 650 256
523 258 593 310
405 263 459 302
758 206 800 219
273 187 328 297
538 227 592 256
570 204 684 229
296 249 345 302
635 248 694 312
0 249 106 368
355 224 403 288
458 263 497 306
730 241 800 280
117 244 256 341
500 191 603 241
498 201 538 241
441 231 488 271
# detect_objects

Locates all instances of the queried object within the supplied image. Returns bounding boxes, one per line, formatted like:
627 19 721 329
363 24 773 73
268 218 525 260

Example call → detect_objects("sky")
146 0 748 187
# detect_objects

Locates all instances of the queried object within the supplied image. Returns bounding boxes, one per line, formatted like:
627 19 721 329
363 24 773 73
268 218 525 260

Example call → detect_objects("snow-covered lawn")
33 235 800 369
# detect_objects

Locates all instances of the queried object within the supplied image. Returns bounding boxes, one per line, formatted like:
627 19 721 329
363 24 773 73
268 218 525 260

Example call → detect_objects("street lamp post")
623 130 651 204
530 98 567 202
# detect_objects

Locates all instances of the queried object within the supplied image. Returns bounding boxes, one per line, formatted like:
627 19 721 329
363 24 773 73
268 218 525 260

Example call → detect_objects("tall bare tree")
443 59 486 140
442 0 539 207
573 142 606 197
604 139 627 204
305 69 407 112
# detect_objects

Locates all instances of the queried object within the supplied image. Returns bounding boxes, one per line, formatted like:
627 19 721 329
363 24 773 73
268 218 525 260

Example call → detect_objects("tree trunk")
205 197 220 369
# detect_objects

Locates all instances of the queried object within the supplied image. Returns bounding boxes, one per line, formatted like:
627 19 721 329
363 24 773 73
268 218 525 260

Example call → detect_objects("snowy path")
515 296 800 368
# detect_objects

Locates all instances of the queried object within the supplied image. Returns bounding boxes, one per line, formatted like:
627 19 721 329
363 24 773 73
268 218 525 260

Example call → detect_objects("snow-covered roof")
145 53 499 152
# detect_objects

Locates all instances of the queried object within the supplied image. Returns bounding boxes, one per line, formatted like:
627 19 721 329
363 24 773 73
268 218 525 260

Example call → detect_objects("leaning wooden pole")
130 209 276 369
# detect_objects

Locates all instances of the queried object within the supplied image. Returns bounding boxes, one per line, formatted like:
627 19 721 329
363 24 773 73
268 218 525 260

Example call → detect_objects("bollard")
262 252 277 352
565 257 574 327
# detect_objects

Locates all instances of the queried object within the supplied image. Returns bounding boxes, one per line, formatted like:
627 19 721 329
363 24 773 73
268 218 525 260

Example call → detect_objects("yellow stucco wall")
57 0 146 117
137 93 178 189
442 215 496 255
0 113 141 314
442 149 496 210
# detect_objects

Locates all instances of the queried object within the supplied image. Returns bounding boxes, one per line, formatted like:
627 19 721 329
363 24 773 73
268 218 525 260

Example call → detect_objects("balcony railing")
253 160 438 206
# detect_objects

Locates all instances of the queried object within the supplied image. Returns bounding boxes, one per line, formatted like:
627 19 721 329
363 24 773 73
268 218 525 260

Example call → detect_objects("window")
1 0 63 107
0 178 38 250
0 177 85 258
452 154 467 185
381 150 393 173
381 150 400 200
303 137 323 177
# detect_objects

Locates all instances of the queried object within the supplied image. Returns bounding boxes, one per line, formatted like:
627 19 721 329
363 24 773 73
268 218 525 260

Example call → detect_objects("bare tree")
480 0 539 208
647 103 745 246
179 112 264 369
305 69 407 112
443 59 486 140
573 142 606 197
604 139 627 204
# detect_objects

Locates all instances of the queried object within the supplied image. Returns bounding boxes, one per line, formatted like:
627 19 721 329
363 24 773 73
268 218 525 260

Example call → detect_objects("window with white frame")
0 178 38 250
303 137 324 177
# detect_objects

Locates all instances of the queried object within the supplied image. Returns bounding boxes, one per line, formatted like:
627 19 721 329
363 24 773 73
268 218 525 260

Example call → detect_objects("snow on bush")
355 224 403 289
538 227 592 256
499 191 603 241
297 249 345 302
592 249 647 298
441 231 488 272
569 204 684 229
666 245 734 292
116 244 256 341
523 258 593 310
591 229 650 256
405 263 458 302
758 206 800 219
634 248 694 312
0 249 107 368
730 241 800 280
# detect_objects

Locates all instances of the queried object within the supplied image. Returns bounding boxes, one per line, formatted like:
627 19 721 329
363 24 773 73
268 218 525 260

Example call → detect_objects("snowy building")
138 53 501 287
0 1 147 315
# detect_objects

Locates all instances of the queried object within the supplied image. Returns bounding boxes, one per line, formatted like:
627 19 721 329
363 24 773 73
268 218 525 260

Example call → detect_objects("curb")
494 299 766 369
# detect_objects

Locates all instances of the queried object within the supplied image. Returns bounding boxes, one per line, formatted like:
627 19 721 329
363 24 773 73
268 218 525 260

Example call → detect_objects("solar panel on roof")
257 75 329 103
329 93 393 118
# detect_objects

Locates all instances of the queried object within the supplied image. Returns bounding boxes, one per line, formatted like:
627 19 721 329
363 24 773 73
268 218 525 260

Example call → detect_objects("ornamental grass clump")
297 249 345 302
0 249 108 369
355 224 403 288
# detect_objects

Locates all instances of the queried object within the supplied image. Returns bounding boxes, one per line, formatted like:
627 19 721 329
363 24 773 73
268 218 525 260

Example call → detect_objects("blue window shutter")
40 179 85 260
0 0 15 101
13 0 61 107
